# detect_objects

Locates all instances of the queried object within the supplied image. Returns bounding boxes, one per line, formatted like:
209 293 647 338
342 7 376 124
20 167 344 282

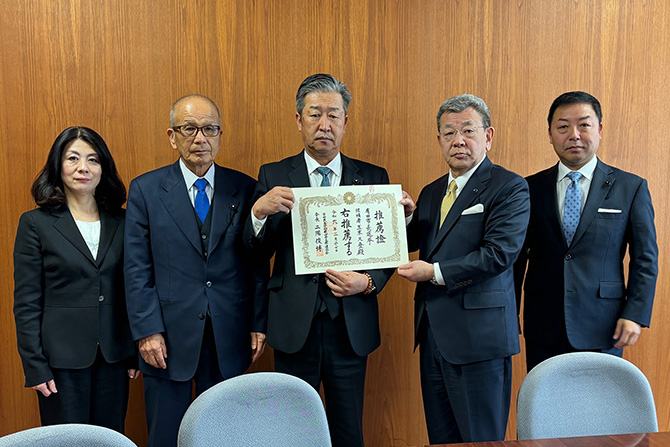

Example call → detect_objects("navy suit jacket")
124 161 268 381
407 157 529 364
514 158 658 349
243 151 394 356
14 206 135 387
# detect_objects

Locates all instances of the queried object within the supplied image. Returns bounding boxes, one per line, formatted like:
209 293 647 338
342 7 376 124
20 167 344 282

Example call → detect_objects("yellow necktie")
440 180 458 226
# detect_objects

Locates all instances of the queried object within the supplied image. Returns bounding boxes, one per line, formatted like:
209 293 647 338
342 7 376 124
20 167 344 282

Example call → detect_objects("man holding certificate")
398 94 530 444
244 74 396 447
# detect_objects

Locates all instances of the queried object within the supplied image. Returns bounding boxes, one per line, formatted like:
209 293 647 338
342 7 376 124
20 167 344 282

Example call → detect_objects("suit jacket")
13 205 135 387
124 161 268 381
514 158 658 349
407 157 529 364
243 151 394 356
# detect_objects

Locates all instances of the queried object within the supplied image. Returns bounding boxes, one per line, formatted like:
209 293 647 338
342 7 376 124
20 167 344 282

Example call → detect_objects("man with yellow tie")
398 94 530 444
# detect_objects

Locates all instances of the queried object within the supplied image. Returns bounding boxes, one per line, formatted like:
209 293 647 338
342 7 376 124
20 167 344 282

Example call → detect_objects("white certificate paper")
291 184 409 275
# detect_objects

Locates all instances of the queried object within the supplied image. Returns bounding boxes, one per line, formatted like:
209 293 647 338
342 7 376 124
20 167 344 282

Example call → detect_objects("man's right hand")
139 333 168 369
252 186 295 220
32 379 57 397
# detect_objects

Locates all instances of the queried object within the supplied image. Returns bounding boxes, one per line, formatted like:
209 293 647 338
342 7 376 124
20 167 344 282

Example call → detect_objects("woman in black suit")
13 127 137 432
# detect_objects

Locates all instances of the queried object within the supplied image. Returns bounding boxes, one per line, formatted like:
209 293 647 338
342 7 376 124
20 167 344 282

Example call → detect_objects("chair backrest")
0 423 138 447
178 372 331 447
517 352 658 440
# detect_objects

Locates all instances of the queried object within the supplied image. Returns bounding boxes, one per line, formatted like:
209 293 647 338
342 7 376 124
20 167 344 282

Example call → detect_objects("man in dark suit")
244 74 396 447
514 91 658 372
398 94 530 444
124 94 268 447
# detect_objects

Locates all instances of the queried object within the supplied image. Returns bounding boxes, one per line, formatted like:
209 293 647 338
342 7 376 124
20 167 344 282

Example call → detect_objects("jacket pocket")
463 291 506 309
599 281 624 299
267 275 284 291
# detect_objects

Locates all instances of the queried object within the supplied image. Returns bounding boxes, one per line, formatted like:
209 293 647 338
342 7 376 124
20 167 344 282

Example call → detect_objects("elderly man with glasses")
124 94 268 447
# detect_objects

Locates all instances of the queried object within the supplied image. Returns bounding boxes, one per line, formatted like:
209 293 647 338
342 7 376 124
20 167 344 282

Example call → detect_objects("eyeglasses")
440 125 486 142
172 125 221 138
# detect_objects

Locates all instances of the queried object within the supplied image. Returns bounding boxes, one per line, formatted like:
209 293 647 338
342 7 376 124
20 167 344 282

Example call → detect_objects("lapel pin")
353 179 361 185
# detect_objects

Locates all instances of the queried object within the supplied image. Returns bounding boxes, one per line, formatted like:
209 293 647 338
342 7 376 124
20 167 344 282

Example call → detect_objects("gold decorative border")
298 190 402 269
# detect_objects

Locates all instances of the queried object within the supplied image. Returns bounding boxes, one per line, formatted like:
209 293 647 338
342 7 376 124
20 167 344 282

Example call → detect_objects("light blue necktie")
316 166 332 187
194 178 210 223
563 171 582 246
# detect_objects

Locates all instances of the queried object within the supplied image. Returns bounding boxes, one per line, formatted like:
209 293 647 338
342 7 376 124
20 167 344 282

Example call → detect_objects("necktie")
563 171 582 246
316 166 332 186
194 178 210 223
440 180 458 226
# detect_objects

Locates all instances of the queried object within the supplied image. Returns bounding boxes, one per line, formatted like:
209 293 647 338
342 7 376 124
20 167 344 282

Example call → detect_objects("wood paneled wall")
1 1 668 445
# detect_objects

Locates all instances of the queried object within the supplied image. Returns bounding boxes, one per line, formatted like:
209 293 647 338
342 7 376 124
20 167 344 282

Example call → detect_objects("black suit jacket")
124 161 268 381
244 151 394 356
407 158 530 364
514 159 658 349
14 205 135 387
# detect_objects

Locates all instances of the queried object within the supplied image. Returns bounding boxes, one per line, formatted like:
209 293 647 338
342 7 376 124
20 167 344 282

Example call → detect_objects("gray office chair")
517 352 658 440
178 372 331 447
0 423 138 447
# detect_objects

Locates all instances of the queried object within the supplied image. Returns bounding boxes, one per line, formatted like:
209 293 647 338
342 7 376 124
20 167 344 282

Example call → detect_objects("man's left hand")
613 318 642 348
325 269 369 297
397 260 434 283
251 332 267 362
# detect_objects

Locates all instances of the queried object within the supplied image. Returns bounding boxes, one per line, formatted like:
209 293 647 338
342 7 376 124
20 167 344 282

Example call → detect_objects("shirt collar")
557 156 597 182
304 151 342 177
448 155 487 191
179 158 216 189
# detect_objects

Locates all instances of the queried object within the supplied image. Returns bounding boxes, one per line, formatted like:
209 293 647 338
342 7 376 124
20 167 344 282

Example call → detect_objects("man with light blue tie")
244 74 398 447
124 94 268 447
514 91 658 372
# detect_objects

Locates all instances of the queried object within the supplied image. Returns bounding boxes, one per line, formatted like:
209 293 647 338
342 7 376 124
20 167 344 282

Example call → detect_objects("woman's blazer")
13 205 135 387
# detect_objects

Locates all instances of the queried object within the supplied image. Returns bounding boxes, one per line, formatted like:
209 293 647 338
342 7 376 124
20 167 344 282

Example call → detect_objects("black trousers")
274 311 368 447
419 321 512 444
37 348 130 433
143 316 224 447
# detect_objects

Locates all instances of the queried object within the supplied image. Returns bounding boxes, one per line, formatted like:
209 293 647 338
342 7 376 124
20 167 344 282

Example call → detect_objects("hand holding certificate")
291 184 409 274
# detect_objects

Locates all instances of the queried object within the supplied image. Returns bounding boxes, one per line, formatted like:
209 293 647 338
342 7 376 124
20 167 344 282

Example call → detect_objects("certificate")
291 184 409 275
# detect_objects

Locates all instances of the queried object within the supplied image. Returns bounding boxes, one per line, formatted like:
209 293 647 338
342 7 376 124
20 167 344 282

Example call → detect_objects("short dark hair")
436 94 491 131
170 94 221 127
296 74 352 115
31 127 126 210
547 91 602 127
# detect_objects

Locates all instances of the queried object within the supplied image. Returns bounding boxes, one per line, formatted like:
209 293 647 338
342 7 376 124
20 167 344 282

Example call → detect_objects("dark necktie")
563 171 582 246
194 178 210 223
316 166 332 186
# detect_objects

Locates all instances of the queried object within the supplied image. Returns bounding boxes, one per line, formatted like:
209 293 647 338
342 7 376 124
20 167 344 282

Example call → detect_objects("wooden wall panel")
1 1 668 445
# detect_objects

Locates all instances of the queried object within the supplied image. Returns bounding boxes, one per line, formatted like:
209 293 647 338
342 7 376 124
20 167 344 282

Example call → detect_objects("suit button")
312 276 318 284
98 295 104 302
565 253 573 260
201 234 207 240
198 313 205 320
206 281 212 288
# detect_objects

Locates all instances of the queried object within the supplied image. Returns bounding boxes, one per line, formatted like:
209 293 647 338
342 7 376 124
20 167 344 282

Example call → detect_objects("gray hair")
296 74 352 115
436 94 491 131
169 94 221 127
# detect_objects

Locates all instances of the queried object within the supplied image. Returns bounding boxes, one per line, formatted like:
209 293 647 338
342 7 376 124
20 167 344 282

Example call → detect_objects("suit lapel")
159 160 203 256
341 154 364 186
571 159 614 246
424 175 449 253
208 164 239 253
428 158 491 258
96 208 120 266
287 152 311 187
52 206 96 265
